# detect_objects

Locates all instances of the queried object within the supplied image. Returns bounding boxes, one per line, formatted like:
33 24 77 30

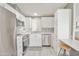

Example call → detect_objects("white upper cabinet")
24 17 54 32
56 9 71 39
41 17 54 28
31 17 41 32
24 17 31 32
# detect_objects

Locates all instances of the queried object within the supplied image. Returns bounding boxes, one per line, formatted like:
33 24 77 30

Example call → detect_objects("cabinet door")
57 9 71 39
41 17 54 28
53 38 57 51
25 17 31 31
53 38 61 55
31 18 41 32
17 36 23 56
29 33 42 47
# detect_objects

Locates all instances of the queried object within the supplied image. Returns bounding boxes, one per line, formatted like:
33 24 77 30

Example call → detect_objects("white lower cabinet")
53 38 61 55
53 38 57 53
17 36 23 56
29 33 42 47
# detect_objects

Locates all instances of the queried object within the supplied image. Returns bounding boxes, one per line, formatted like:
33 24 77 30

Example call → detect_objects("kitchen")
17 16 55 55
16 3 72 56
0 3 79 56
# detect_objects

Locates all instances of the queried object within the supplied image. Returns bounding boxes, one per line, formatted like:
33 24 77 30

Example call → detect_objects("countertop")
60 39 79 52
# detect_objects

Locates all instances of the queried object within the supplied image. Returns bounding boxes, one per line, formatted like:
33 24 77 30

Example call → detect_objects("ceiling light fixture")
33 13 38 16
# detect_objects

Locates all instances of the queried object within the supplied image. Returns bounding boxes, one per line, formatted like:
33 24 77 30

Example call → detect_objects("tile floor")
24 47 57 56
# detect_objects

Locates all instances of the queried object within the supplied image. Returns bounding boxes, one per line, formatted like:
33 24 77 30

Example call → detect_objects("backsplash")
42 28 54 33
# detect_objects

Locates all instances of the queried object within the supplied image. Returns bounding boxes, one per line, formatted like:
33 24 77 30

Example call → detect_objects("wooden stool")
58 43 71 56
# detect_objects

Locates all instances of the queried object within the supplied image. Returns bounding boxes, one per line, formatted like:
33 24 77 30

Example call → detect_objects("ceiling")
16 3 68 16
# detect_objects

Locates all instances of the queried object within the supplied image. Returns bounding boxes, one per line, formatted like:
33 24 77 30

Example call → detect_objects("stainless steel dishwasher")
42 34 51 47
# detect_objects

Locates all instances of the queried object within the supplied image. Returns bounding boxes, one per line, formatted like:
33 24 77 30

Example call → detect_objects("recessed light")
33 13 38 16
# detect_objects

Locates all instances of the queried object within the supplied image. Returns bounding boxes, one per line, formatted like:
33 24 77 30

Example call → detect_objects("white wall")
0 6 16 56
